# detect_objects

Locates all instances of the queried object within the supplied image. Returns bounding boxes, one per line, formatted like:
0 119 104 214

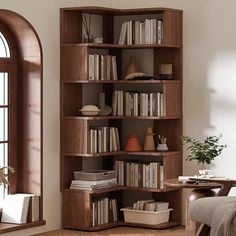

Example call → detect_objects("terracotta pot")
124 133 142 151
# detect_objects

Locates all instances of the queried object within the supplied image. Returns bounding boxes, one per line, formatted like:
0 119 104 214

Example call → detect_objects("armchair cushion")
189 196 236 236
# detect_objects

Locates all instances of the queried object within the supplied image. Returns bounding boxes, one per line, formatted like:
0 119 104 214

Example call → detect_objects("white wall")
1 0 236 234
0 1 110 235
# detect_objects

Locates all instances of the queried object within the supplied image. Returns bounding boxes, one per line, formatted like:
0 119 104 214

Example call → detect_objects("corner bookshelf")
60 6 182 231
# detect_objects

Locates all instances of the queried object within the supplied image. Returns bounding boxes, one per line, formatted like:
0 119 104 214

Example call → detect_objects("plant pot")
198 169 213 177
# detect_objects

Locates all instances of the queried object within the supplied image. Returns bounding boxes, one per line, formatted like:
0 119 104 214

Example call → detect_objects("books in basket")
70 178 117 190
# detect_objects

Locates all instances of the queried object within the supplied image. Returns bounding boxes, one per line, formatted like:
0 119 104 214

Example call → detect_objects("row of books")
115 160 164 189
92 197 118 226
89 126 121 154
118 19 163 45
70 178 117 190
112 91 164 116
132 199 169 212
1 193 39 224
89 54 118 81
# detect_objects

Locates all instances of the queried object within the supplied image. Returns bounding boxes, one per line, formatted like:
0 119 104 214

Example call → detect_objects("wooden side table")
164 178 236 235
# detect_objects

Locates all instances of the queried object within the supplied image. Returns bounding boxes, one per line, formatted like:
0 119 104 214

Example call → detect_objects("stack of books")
89 54 118 81
118 18 163 45
70 178 117 190
92 197 118 226
115 160 164 189
132 199 169 212
70 170 117 190
112 91 164 116
89 126 120 154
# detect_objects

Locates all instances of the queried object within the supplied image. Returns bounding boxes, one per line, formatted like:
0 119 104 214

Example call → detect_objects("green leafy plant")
182 135 227 170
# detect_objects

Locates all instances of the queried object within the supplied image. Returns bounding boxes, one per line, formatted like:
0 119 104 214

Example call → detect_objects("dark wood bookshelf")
60 6 183 231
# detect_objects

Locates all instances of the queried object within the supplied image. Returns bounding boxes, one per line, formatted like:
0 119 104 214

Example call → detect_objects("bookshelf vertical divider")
60 6 182 231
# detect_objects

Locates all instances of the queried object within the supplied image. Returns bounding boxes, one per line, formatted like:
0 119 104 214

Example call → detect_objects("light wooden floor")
34 226 186 236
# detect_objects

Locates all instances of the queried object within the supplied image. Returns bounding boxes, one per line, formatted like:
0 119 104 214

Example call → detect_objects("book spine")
118 22 127 45
157 20 163 44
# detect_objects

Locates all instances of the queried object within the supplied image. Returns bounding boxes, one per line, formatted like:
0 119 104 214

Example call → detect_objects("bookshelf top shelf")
60 6 183 15
61 43 182 49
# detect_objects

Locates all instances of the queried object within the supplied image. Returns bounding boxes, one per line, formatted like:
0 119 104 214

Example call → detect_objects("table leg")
186 189 215 236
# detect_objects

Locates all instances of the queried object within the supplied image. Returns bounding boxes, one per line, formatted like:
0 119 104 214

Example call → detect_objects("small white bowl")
79 105 100 116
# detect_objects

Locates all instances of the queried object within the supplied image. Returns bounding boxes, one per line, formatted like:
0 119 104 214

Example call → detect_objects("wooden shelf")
62 79 182 84
63 185 171 194
62 115 182 120
65 220 180 231
121 186 167 193
122 221 180 229
63 186 124 194
61 6 182 14
78 221 121 231
62 150 181 157
61 43 182 49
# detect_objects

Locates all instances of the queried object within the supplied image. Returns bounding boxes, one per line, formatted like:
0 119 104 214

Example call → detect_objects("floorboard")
34 226 186 236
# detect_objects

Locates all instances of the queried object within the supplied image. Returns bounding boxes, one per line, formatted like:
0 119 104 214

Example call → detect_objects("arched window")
0 32 10 58
0 26 17 207
0 10 44 232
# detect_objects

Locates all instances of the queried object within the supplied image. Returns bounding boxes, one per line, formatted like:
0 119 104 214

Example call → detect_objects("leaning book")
1 194 31 224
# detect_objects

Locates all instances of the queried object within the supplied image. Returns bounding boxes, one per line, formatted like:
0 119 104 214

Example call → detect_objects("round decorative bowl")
79 105 100 116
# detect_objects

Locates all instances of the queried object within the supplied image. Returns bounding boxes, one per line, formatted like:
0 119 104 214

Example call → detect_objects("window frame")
0 22 18 195
0 10 45 233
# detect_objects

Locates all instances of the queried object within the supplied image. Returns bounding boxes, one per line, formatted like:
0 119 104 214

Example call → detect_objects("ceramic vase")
98 92 112 116
156 143 168 151
125 56 139 76
143 127 155 151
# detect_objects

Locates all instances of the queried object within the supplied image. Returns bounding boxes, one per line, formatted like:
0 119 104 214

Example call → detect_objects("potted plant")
182 135 226 175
